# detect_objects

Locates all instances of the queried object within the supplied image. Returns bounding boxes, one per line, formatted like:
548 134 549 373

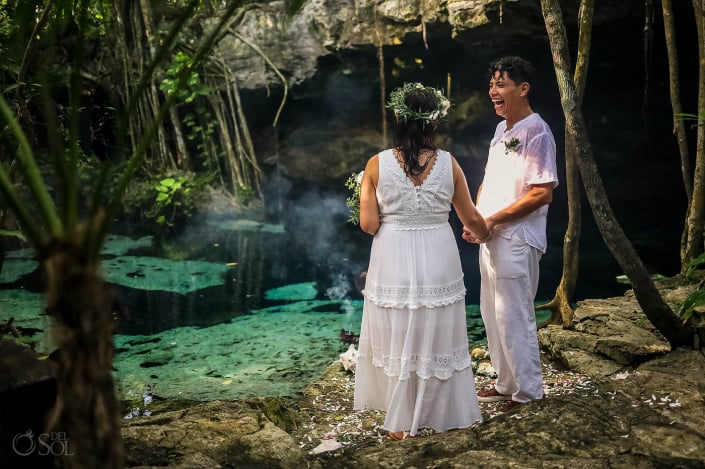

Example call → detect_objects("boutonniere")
503 137 521 154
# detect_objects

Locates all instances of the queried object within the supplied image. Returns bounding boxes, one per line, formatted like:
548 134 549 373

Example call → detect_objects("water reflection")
0 188 637 402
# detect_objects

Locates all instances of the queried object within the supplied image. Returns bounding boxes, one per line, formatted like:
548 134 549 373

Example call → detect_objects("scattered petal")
310 439 342 455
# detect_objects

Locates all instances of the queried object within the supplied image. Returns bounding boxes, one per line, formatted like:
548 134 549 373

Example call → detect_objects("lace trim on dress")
363 279 466 309
381 150 451 213
368 345 473 380
381 213 448 230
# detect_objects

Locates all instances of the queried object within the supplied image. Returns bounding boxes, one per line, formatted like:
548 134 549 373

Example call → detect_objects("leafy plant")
183 105 216 160
0 229 26 242
685 252 705 280
0 2 249 466
237 184 256 206
160 51 211 103
675 111 704 129
680 288 705 323
150 174 193 226
163 51 218 165
155 175 189 203
345 170 363 225
679 252 705 323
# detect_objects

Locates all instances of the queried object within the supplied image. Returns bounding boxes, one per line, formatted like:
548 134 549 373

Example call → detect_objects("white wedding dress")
353 148 482 436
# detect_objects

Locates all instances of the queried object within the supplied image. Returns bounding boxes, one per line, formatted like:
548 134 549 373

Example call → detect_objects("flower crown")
386 83 451 124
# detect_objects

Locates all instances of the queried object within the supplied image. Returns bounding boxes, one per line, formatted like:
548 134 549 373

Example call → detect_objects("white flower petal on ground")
310 439 343 455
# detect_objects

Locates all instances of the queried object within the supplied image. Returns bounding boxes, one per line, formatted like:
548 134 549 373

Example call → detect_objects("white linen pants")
479 231 544 402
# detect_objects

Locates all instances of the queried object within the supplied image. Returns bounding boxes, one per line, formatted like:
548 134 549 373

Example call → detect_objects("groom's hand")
462 226 479 243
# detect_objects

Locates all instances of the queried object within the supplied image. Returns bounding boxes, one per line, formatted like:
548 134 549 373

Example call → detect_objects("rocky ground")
120 276 705 468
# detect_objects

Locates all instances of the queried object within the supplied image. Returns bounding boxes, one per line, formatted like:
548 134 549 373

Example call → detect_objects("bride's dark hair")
392 87 439 177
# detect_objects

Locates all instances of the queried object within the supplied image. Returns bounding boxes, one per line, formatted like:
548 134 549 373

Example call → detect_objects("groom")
463 56 558 412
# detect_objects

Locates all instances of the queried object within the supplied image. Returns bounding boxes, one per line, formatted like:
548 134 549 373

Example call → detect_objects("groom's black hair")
488 56 535 86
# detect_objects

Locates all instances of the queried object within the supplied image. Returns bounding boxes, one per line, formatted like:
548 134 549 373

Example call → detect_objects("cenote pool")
0 201 502 408
2 186 637 409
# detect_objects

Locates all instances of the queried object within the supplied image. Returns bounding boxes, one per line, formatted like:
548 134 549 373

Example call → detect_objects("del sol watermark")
12 430 74 457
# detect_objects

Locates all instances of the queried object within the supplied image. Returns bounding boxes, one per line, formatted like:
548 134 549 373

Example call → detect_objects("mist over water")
326 272 357 332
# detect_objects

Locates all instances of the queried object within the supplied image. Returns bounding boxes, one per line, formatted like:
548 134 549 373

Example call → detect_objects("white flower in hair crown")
386 83 451 124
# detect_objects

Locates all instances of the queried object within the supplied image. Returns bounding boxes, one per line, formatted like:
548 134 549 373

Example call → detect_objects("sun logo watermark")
12 430 74 456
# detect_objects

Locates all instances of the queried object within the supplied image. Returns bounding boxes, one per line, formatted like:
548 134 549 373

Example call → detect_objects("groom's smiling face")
488 71 528 120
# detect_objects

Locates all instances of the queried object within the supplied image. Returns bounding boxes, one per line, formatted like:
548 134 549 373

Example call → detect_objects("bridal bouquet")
345 170 364 225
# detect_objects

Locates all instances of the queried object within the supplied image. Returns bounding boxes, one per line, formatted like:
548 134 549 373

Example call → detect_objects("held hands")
462 225 492 244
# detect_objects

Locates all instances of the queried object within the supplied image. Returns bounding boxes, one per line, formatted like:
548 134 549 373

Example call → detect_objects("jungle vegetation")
0 1 703 467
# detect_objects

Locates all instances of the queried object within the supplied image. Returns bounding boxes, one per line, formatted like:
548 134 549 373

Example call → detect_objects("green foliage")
0 229 26 242
150 174 193 226
125 171 215 227
1 0 250 245
236 184 256 206
183 112 211 140
680 288 705 324
286 0 308 18
679 253 705 323
85 1 112 36
155 175 190 203
685 252 705 280
634 313 650 328
345 171 363 225
676 112 704 130
503 137 521 154
386 82 451 125
160 51 211 103
162 51 218 165
0 3 15 40
183 105 216 160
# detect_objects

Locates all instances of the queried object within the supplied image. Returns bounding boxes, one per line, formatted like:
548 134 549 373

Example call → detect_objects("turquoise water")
0 226 495 406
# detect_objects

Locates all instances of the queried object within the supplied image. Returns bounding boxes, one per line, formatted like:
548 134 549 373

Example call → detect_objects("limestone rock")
0 337 56 392
119 277 705 468
213 0 641 91
122 400 306 468
218 421 305 468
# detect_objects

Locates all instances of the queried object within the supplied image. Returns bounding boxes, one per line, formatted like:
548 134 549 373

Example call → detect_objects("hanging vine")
105 1 284 211
373 1 387 146
421 0 429 49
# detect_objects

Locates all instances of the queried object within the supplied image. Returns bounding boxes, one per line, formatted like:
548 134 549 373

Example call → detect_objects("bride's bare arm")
451 156 490 242
359 155 381 235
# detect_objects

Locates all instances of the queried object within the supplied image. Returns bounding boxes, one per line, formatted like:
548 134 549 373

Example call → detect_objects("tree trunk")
137 0 176 171
373 6 387 147
541 0 694 348
0 4 247 468
212 91 243 191
111 0 177 172
661 0 696 270
43 221 124 468
206 50 264 199
230 77 263 195
662 0 693 203
539 0 593 328
684 0 705 266
169 105 191 170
